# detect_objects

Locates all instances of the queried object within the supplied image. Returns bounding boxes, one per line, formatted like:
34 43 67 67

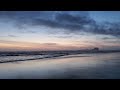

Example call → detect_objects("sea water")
0 52 120 79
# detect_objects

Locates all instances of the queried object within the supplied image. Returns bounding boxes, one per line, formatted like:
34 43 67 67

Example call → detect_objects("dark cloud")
101 37 113 40
0 11 90 30
104 40 120 44
55 35 73 38
91 22 120 36
0 11 120 37
31 18 61 28
55 13 92 24
18 29 37 34
0 35 18 37
42 43 58 45
8 35 18 37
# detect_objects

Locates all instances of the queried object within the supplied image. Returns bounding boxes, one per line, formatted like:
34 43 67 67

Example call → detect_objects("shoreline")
0 51 120 64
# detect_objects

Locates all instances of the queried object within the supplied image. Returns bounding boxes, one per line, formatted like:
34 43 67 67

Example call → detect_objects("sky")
0 11 120 51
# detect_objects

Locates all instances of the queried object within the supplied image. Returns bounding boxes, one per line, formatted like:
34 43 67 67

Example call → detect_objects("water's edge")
0 50 120 63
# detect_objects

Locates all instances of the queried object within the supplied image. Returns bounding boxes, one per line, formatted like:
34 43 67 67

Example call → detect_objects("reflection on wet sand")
0 53 120 79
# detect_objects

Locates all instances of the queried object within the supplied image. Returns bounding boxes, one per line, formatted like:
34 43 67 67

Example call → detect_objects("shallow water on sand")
0 52 120 79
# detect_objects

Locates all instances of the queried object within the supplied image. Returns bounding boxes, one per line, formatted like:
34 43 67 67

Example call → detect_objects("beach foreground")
0 53 120 79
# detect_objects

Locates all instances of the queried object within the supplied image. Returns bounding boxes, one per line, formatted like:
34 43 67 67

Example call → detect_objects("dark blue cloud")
101 37 113 40
91 22 120 36
0 11 120 37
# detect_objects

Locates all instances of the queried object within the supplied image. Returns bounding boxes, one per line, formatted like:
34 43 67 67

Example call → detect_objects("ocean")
0 51 120 79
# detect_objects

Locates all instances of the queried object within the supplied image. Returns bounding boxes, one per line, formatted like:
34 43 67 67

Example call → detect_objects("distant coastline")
0 49 120 56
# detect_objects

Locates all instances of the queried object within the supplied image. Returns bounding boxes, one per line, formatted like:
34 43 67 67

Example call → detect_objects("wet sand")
0 53 120 79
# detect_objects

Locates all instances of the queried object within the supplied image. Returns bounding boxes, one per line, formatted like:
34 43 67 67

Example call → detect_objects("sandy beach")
0 53 120 79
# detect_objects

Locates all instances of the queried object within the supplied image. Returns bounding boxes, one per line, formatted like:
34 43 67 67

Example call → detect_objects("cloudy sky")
0 11 120 51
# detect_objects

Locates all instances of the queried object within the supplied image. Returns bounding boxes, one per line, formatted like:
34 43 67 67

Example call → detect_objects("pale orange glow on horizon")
0 37 120 51
0 40 96 51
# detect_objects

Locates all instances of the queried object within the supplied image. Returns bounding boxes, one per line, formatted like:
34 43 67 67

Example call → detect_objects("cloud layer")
0 11 120 37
